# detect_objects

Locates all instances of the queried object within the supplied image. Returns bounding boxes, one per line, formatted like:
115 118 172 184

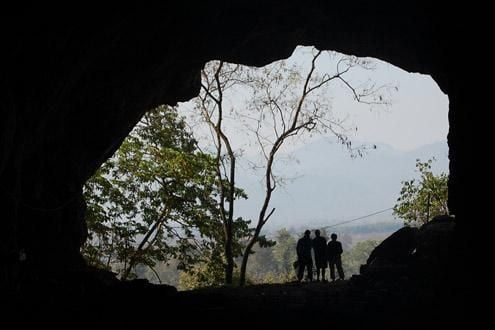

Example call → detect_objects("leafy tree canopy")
83 105 249 279
393 158 449 225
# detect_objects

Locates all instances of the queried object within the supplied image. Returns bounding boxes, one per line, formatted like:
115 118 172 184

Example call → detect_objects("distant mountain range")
234 138 449 232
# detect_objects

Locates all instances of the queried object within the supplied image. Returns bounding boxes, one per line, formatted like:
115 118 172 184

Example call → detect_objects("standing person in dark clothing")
327 233 345 281
312 230 327 282
296 230 313 282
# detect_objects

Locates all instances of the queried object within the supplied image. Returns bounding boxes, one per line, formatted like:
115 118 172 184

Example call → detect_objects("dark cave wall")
0 2 470 280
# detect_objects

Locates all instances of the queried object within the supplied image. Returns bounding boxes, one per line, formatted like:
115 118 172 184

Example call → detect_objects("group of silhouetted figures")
295 230 345 282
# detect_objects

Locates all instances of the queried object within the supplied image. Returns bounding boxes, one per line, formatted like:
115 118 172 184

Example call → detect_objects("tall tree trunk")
225 230 234 284
239 152 276 286
202 61 238 285
239 234 256 286
224 149 236 284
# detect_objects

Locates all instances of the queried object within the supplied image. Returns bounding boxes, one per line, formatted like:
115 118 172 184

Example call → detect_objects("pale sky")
333 61 449 151
178 46 449 154
286 46 449 151
176 46 450 230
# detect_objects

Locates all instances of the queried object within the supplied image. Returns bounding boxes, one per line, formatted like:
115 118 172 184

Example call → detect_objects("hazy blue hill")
235 138 449 231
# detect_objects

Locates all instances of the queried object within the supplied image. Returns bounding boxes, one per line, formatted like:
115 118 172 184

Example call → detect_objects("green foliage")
246 244 278 283
272 229 297 277
244 229 298 284
393 159 449 225
342 240 380 276
256 271 294 284
135 260 181 286
256 235 277 248
246 232 384 283
82 105 249 279
135 227 387 287
178 250 226 290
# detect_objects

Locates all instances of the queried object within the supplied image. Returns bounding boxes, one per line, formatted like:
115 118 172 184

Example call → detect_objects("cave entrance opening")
82 45 449 288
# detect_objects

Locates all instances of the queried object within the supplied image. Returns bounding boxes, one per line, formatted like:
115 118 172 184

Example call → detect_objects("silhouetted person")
327 233 345 281
296 230 313 282
312 230 327 282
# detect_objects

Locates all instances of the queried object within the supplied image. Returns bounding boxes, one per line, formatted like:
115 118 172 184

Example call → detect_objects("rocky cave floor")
3 270 459 327
2 218 475 326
